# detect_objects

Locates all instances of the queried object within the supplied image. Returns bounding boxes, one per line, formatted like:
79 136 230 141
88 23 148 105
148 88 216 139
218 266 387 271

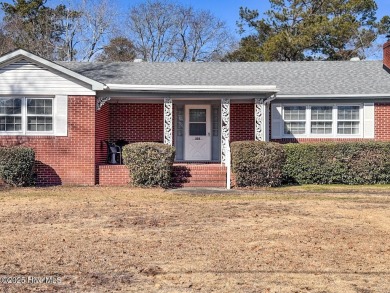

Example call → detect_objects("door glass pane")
176 107 184 137
189 123 206 136
189 109 206 122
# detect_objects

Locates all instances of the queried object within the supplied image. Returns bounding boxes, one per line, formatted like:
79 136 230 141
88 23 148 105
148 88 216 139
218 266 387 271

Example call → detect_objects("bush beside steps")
231 141 286 187
122 142 175 188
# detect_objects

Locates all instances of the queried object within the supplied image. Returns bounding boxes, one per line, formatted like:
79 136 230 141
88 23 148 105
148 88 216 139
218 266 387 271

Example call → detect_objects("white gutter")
106 84 279 93
277 94 390 98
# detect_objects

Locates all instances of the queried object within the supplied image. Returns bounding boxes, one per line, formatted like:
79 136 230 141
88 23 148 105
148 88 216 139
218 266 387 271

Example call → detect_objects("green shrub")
0 147 35 186
283 142 390 185
231 141 286 187
122 142 175 188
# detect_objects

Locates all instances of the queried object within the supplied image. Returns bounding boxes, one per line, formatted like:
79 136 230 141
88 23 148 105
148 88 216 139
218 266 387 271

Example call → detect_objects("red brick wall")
95 103 110 183
384 41 390 70
375 103 390 141
230 104 255 142
110 103 164 143
0 96 96 185
99 165 130 186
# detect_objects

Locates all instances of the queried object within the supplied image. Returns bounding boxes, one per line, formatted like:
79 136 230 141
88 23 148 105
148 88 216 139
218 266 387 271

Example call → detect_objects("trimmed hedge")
0 147 35 186
122 142 175 188
283 142 390 185
231 141 286 187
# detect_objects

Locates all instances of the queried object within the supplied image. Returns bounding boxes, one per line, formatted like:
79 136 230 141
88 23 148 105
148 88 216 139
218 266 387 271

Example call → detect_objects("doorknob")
208 132 210 136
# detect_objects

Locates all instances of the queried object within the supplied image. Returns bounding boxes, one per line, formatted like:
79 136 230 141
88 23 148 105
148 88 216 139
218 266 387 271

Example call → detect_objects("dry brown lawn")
0 186 389 292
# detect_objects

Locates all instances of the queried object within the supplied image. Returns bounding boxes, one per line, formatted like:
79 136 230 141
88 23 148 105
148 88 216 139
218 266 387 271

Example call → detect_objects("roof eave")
105 84 279 94
276 94 390 99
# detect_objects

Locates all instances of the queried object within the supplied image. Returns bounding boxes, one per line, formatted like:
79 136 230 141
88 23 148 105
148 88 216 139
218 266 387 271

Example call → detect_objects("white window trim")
280 103 364 139
0 97 55 136
283 105 306 135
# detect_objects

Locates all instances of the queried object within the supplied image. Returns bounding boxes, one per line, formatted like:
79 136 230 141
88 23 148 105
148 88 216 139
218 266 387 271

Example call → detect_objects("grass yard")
0 186 389 292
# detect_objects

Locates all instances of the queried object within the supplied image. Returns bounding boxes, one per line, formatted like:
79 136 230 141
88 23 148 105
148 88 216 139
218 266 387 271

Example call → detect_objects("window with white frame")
283 106 306 135
277 104 364 138
337 106 360 134
311 106 333 134
0 98 22 131
0 97 53 134
27 99 53 131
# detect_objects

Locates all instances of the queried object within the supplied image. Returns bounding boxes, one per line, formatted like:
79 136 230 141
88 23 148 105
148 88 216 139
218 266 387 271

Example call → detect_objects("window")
0 97 53 134
311 106 333 134
27 99 53 131
276 104 363 138
0 98 22 131
283 106 306 135
337 106 360 134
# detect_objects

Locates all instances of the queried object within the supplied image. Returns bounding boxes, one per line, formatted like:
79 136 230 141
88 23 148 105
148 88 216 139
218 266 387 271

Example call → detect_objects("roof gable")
0 49 105 91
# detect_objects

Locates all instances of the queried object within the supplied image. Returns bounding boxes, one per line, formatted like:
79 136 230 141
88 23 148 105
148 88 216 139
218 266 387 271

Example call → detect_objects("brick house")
1 40 390 187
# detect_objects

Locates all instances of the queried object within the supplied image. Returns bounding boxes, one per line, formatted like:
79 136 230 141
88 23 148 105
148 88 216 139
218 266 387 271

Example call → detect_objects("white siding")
271 104 283 138
0 59 95 95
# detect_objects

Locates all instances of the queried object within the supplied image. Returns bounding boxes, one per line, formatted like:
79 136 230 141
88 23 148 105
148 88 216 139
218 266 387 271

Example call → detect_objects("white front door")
184 105 211 161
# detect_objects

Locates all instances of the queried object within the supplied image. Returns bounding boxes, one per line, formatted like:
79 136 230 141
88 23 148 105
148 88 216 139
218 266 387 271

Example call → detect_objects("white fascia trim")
276 94 390 99
0 49 106 91
106 84 279 93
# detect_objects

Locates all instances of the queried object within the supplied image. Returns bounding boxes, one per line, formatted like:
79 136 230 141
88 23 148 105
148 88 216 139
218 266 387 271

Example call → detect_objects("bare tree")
78 0 118 61
126 0 234 62
58 0 119 61
178 10 233 62
127 0 177 62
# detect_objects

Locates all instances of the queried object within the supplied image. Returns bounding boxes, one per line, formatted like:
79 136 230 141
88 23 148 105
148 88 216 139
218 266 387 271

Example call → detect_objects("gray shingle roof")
57 61 390 96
